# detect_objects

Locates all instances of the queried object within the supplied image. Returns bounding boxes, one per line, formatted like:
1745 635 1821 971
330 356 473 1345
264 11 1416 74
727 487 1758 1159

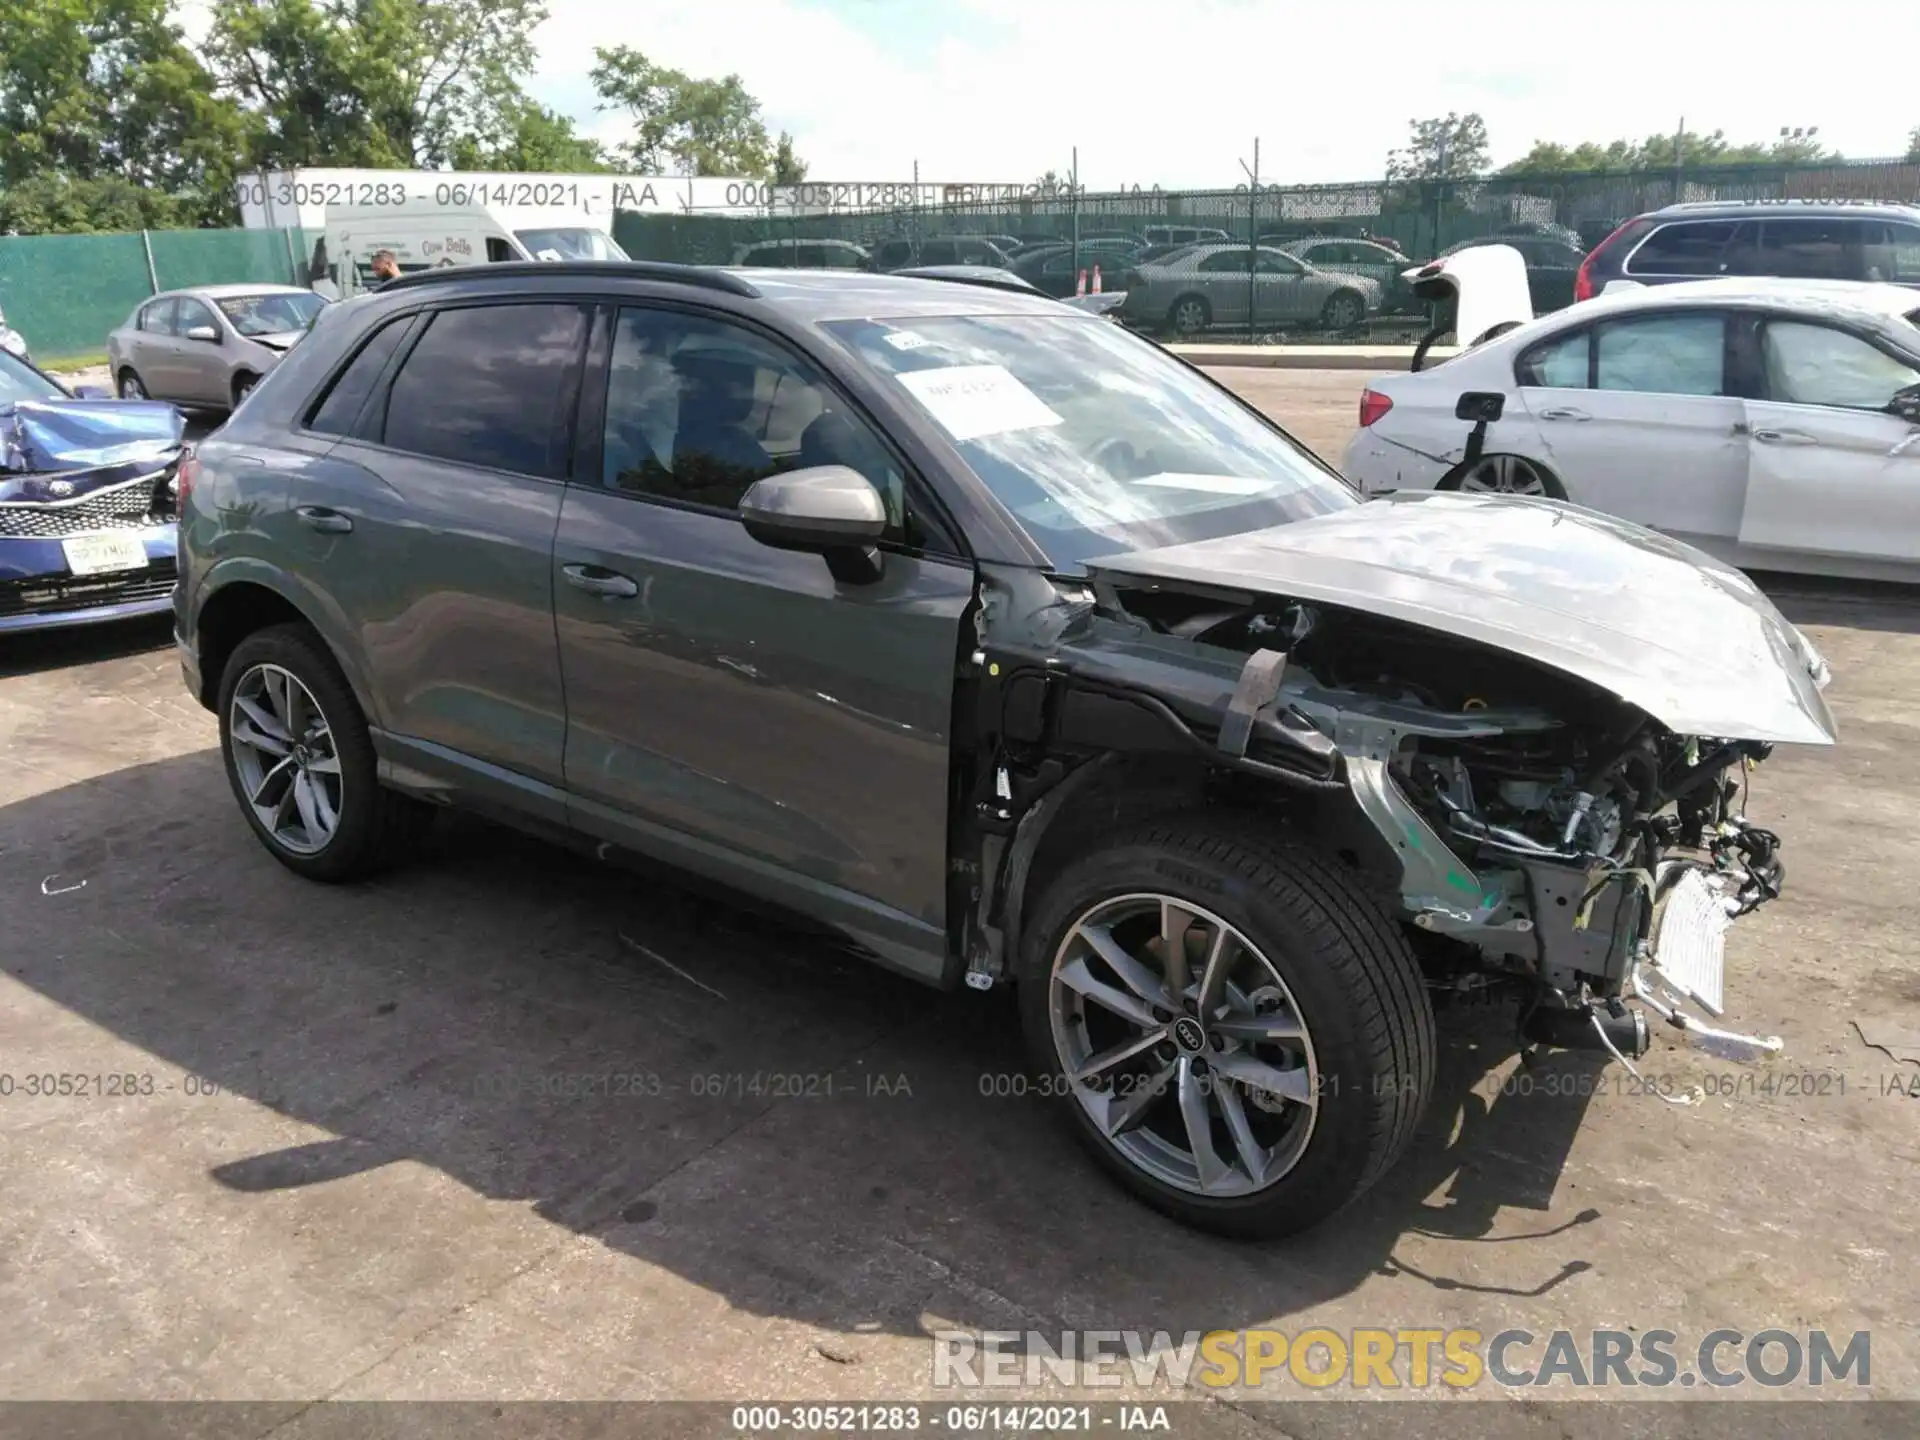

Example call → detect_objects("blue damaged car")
0 347 186 633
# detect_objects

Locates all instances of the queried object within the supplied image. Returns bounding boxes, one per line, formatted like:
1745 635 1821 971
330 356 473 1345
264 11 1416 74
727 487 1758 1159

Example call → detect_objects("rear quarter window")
306 316 414 436
1626 220 1738 276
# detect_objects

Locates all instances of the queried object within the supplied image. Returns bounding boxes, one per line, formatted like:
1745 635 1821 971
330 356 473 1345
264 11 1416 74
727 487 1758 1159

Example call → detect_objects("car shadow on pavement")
0 614 173 680
2 751 1607 1348
1760 573 1920 637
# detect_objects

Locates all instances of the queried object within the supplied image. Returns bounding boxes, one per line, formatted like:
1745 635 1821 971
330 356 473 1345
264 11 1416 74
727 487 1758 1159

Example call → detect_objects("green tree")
0 0 245 226
0 172 199 233
450 98 612 172
590 46 796 179
206 0 546 169
1499 125 1839 176
1386 113 1491 182
770 131 807 185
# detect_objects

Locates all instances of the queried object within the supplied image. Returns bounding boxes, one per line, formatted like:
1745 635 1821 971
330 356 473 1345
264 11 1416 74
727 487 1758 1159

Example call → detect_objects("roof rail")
893 267 1041 297
378 260 760 298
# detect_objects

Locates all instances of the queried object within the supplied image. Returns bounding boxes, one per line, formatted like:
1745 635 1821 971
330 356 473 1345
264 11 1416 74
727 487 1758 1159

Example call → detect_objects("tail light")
1358 388 1393 427
174 449 199 510
1573 217 1640 302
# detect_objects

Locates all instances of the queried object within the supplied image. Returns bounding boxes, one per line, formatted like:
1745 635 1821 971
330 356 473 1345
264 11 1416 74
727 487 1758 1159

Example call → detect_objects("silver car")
1123 243 1384 336
107 284 328 410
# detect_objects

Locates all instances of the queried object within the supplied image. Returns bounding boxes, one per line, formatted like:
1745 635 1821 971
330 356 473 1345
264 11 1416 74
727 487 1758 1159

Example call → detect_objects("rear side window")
307 317 412 435
1627 221 1737 276
1754 217 1860 280
1862 222 1920 285
379 303 590 477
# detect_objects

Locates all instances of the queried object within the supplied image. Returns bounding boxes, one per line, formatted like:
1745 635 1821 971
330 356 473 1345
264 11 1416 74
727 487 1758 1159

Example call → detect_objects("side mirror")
1888 383 1920 425
184 325 220 343
740 465 888 584
1455 391 1506 423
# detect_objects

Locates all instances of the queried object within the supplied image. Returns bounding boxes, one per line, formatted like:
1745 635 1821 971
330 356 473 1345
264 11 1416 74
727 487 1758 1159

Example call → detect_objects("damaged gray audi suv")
175 262 1836 1238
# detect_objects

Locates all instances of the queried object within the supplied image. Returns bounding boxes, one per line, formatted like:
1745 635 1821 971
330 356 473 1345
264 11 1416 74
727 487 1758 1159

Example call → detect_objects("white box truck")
308 199 631 297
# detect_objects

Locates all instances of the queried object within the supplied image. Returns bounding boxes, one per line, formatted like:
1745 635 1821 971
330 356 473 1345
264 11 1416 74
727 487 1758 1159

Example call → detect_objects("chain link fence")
5 157 1919 360
616 157 1920 342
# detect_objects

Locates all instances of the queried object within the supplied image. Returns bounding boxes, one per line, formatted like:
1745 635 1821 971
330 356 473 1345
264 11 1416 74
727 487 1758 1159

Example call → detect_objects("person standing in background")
370 250 401 285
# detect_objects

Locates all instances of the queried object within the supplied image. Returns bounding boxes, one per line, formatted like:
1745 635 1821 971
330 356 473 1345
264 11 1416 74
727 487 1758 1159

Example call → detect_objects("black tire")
1165 293 1211 337
1017 817 1435 1239
216 622 432 883
231 372 258 407
118 367 148 400
1321 289 1366 331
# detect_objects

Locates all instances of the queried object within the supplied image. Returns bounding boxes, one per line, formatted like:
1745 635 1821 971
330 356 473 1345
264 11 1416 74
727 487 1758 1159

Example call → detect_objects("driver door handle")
562 563 639 599
294 505 353 534
1752 428 1816 446
1536 406 1590 422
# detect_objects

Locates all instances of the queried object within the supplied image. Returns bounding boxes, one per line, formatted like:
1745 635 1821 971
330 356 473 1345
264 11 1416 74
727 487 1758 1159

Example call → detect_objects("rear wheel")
218 623 432 882
118 369 148 400
1443 453 1564 499
1166 294 1211 337
1017 818 1434 1239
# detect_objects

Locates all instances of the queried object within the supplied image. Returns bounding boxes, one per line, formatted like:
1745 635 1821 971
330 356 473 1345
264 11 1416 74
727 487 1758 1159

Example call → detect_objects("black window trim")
1513 305 1739 395
324 296 596 485
569 295 972 564
1621 218 1740 278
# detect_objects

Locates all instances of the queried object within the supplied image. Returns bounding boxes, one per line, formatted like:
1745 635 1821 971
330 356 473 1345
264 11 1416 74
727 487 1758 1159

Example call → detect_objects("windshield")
826 313 1355 567
0 348 65 405
216 291 326 337
515 227 629 262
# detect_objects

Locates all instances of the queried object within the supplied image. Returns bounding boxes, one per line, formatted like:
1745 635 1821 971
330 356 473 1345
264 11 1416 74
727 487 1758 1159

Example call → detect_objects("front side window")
599 307 921 543
175 298 219 336
826 312 1354 568
1761 321 1920 410
1197 250 1246 274
1253 250 1301 276
1862 222 1920 285
379 303 590 476
1595 312 1726 396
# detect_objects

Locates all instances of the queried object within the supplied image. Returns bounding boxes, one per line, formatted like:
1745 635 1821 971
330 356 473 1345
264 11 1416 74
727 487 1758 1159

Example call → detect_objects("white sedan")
1341 277 1920 582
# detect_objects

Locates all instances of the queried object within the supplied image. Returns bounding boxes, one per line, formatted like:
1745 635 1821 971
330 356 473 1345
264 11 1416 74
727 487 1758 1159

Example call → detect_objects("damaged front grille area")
0 557 177 617
0 473 174 539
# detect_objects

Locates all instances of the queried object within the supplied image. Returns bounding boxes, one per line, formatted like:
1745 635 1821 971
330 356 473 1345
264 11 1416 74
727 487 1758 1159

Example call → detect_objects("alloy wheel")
1047 893 1319 1198
1326 294 1364 329
228 663 344 856
1173 300 1207 334
1458 454 1549 496
120 372 146 400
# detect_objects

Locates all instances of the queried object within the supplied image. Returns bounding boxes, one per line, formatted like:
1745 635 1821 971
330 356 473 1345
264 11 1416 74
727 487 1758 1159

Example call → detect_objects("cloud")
529 0 1917 186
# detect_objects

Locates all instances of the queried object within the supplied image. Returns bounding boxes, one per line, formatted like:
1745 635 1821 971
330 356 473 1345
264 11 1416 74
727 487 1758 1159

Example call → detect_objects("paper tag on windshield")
883 330 931 351
895 364 1062 442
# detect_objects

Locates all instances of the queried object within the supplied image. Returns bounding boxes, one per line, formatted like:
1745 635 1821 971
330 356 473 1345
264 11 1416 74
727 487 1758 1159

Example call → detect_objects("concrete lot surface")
2 370 1916 1430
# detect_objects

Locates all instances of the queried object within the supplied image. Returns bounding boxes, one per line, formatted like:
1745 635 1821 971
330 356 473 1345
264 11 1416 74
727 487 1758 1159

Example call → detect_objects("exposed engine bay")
961 558 1816 1067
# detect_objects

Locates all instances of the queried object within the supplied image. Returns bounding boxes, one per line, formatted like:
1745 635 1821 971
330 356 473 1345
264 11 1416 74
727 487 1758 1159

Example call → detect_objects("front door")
1512 308 1750 544
275 299 588 821
168 296 229 405
1738 317 1920 564
552 304 975 975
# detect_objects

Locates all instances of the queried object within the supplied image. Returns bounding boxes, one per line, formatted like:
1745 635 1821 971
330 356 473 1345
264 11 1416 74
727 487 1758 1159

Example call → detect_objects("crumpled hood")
1 398 184 486
1086 490 1837 746
248 329 306 352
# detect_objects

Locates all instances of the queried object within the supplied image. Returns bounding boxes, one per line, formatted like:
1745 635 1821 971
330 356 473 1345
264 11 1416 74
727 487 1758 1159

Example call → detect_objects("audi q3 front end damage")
959 490 1833 1080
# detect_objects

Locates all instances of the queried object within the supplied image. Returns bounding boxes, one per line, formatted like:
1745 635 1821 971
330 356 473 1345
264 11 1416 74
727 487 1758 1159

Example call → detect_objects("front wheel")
1165 294 1211 337
1018 819 1434 1239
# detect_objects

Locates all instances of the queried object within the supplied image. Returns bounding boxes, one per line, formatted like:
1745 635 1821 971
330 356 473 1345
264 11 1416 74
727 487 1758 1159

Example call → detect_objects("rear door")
126 297 177 390
1513 308 1749 543
276 300 588 819
551 303 975 974
1738 317 1920 564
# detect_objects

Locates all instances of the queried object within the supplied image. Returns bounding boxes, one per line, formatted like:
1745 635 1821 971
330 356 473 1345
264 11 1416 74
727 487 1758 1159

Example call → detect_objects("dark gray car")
174 262 1831 1238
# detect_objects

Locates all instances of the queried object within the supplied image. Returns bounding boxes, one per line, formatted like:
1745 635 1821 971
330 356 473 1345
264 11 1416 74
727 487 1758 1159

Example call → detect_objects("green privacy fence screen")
6 156 1920 358
0 228 310 361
